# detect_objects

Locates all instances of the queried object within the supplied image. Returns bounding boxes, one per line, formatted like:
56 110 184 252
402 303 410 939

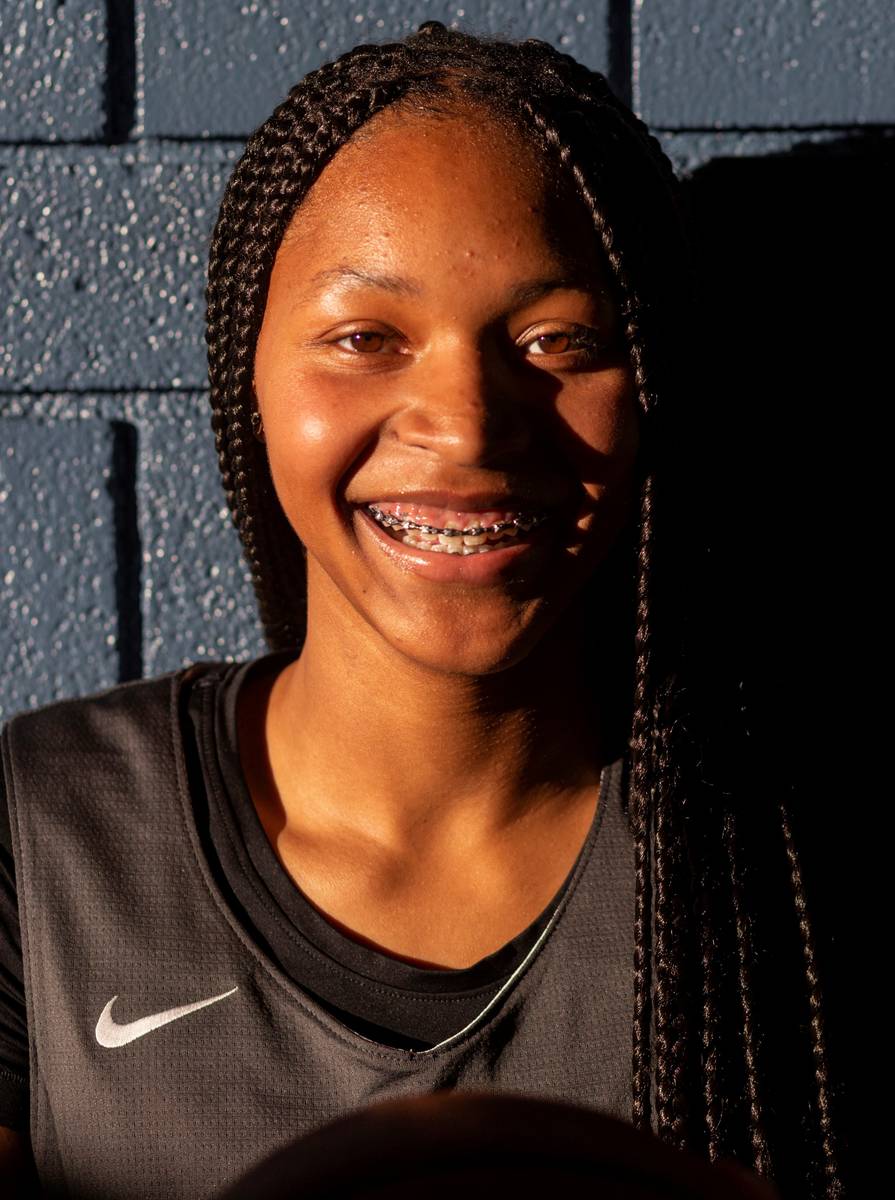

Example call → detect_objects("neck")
256 583 630 851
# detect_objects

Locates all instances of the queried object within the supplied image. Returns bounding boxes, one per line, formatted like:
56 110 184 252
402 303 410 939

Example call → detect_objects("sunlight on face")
253 106 639 676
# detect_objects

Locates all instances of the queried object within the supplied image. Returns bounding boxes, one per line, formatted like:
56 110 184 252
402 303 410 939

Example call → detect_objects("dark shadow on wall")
107 421 143 682
606 0 634 109
104 0 137 143
679 131 891 751
678 130 892 1176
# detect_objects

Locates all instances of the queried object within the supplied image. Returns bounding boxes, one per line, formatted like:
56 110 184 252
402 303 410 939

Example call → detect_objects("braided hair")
205 22 842 1198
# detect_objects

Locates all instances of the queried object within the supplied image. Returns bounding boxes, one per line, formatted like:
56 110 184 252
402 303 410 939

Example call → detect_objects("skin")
242 103 641 970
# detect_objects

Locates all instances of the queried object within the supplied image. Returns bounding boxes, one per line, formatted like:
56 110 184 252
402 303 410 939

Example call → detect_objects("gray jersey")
2 664 634 1199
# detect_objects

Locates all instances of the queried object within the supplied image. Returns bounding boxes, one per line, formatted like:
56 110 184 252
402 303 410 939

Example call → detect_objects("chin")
384 611 554 678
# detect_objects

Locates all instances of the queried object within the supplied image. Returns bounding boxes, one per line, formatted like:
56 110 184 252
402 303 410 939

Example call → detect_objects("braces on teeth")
366 504 546 538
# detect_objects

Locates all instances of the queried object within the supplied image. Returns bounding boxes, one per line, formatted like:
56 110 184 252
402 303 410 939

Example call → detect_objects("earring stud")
250 409 265 441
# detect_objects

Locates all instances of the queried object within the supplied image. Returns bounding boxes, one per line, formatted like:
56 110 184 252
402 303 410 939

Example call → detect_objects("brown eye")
531 332 572 355
342 331 386 353
524 326 605 364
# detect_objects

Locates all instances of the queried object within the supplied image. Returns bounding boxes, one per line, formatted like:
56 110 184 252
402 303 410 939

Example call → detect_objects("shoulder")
4 661 238 729
0 662 245 863
5 668 182 747
1 662 230 795
6 670 173 728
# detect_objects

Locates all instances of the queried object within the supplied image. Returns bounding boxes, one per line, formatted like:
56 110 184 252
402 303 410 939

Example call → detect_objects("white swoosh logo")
95 987 238 1048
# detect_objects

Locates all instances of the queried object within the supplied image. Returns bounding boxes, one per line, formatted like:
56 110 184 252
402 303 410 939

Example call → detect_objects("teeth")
367 504 545 539
402 530 508 555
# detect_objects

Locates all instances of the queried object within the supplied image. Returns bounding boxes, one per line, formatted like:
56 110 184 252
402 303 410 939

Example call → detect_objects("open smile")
354 504 557 584
365 503 549 555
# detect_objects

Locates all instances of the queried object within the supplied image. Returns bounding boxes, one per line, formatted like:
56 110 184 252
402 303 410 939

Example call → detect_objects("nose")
391 343 535 467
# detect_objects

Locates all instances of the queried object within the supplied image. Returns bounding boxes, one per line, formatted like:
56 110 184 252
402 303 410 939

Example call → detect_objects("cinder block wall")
1 1 892 719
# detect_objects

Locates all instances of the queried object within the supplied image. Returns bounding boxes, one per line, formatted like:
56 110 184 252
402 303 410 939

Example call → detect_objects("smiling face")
253 104 640 676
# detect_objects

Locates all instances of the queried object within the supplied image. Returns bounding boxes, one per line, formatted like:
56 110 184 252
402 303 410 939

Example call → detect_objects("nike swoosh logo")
95 987 238 1048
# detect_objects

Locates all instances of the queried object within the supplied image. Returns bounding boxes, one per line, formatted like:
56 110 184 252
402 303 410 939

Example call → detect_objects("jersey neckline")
171 654 619 1063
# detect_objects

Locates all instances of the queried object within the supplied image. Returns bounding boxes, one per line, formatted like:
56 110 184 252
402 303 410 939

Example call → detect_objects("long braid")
724 810 772 1175
653 735 692 1149
697 821 724 1161
780 801 842 1198
204 23 842 1192
630 478 655 1132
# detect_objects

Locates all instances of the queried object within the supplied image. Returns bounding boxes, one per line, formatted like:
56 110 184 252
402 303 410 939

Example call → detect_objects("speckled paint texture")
140 1 612 137
0 420 119 717
634 0 894 127
0 1 108 141
0 2 892 716
138 408 265 676
0 144 239 390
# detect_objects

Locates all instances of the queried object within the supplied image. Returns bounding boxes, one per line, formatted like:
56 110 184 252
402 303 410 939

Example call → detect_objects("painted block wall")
1 1 892 720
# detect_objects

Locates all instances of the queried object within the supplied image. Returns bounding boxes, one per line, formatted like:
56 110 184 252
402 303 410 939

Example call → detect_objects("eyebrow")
305 265 606 308
506 275 603 308
307 265 424 298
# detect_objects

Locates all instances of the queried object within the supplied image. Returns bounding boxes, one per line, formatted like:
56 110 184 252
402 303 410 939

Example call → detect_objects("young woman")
0 22 842 1199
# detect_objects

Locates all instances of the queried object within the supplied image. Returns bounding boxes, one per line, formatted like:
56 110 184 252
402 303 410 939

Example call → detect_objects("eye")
523 327 604 360
335 330 388 353
529 332 573 355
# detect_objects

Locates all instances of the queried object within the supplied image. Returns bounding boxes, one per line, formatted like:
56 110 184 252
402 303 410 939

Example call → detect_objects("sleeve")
0 751 29 1132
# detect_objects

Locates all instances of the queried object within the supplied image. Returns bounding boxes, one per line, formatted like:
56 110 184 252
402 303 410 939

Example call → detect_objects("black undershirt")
0 654 596 1129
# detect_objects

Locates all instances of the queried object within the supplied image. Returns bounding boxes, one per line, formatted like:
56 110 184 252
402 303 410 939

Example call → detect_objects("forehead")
274 105 604 285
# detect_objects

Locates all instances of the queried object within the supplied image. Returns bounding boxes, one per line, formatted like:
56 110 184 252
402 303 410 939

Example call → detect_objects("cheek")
261 374 368 532
293 411 330 445
556 368 641 489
